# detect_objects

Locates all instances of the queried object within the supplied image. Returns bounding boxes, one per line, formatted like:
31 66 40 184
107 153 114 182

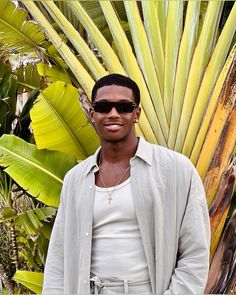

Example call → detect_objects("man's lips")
104 122 123 126
104 122 123 131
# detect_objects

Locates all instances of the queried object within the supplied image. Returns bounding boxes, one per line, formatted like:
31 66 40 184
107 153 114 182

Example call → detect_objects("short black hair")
91 73 140 105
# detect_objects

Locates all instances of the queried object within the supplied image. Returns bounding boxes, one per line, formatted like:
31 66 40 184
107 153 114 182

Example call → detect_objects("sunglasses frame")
92 101 137 114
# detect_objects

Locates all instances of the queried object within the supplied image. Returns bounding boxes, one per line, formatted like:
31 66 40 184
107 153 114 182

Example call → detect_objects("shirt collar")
83 147 101 176
83 136 153 176
132 137 153 166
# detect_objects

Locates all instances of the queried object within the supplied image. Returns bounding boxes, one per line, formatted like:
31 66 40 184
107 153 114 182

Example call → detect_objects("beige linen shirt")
42 137 210 294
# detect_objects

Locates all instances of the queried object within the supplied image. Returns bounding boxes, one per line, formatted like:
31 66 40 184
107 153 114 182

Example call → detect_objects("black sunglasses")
92 101 137 113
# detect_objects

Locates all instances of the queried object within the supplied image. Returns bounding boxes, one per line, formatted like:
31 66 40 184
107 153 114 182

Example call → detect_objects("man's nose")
107 106 120 116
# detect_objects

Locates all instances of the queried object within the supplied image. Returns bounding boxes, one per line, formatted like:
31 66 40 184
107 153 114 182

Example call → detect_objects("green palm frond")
1 206 56 237
12 207 57 236
22 0 95 97
30 81 100 159
15 64 41 93
0 134 76 207
174 1 223 152
13 271 43 294
37 62 71 84
168 1 200 148
183 5 236 157
0 0 45 53
0 59 11 79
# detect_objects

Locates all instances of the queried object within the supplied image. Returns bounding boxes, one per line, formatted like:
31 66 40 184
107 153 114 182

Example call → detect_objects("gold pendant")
108 194 112 204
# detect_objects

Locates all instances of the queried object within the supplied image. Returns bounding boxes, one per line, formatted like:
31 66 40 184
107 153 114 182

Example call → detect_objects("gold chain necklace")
98 155 130 205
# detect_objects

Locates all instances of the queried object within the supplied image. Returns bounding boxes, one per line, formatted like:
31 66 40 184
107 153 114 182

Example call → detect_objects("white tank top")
91 178 149 281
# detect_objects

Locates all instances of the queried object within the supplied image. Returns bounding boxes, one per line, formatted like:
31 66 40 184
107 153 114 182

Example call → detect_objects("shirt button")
83 280 87 284
89 185 92 189
85 232 89 236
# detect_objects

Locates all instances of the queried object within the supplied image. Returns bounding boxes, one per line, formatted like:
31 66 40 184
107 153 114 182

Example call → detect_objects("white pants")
90 276 152 295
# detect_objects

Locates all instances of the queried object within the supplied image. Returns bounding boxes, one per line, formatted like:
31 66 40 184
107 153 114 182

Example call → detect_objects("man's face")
90 85 141 143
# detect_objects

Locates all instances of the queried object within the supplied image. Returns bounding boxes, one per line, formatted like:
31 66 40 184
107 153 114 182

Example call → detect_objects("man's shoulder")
138 137 192 167
64 153 97 182
150 141 191 165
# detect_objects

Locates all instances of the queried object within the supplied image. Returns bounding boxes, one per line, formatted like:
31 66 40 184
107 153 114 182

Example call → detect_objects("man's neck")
100 137 139 164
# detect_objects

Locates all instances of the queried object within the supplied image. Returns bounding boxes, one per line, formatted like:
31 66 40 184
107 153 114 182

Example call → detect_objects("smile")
104 122 123 131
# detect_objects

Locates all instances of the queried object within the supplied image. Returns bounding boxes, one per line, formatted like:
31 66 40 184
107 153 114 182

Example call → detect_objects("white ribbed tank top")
91 178 149 281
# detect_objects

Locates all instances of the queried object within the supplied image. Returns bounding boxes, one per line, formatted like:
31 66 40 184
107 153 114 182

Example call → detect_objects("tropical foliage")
0 0 235 294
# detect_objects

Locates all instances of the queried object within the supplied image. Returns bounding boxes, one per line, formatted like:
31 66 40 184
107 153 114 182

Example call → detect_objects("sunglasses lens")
116 102 135 113
93 102 111 113
93 102 136 113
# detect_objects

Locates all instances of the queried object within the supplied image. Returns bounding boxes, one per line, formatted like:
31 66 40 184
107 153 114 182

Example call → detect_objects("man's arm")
164 165 211 294
42 195 65 294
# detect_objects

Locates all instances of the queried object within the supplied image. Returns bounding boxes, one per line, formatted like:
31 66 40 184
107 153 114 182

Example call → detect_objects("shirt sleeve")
164 164 211 294
42 192 65 295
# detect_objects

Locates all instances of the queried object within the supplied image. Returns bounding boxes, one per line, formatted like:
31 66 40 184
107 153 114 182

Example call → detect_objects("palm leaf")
15 64 41 93
183 3 236 157
141 1 164 97
191 45 236 165
37 62 71 84
40 1 107 80
0 59 11 79
0 72 18 136
0 206 56 236
14 88 40 141
196 51 236 179
124 1 168 141
67 1 124 75
204 107 236 206
174 2 223 151
13 271 43 294
12 207 57 236
168 1 200 148
22 0 95 97
156 0 167 49
0 134 76 207
30 81 100 159
80 1 127 44
0 0 45 53
164 0 183 122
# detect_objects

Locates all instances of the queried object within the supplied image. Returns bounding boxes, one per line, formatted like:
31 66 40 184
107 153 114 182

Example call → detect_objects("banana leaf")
30 81 100 159
13 271 43 294
0 72 18 136
11 207 57 236
0 0 45 53
0 59 11 79
15 64 41 93
22 0 95 97
0 134 76 207
13 88 40 142
37 62 71 84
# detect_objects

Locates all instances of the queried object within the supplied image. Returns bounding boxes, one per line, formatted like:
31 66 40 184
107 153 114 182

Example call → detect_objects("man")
42 73 210 294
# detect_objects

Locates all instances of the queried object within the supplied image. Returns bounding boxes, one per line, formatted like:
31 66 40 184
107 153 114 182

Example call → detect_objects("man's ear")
134 106 141 122
89 107 95 123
